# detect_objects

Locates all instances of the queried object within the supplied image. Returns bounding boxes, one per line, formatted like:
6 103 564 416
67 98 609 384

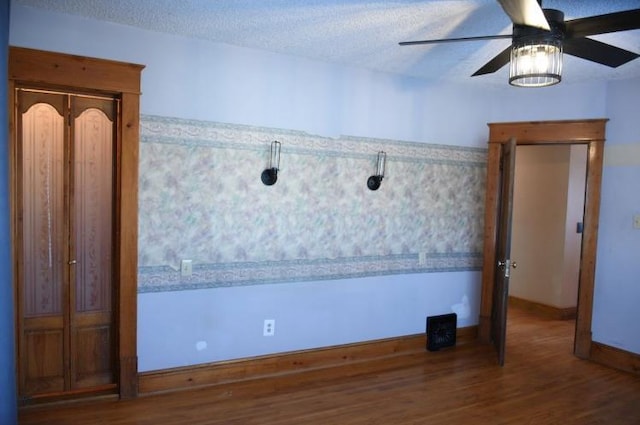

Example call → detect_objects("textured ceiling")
15 0 640 86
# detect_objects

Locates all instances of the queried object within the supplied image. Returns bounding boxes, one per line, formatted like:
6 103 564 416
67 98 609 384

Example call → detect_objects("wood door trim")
487 119 606 143
8 47 143 94
9 47 144 399
479 119 607 361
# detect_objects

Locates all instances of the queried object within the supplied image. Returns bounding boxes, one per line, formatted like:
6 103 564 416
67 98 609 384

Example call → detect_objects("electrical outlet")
263 319 275 336
180 260 192 277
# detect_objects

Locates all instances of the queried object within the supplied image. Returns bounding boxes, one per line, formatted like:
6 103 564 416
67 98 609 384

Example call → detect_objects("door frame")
478 119 607 360
9 47 144 399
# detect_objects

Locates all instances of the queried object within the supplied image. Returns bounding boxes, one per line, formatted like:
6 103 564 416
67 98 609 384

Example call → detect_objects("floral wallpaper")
138 115 486 292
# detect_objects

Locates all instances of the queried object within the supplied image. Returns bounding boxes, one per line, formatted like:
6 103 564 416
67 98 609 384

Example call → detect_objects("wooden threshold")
139 326 478 396
509 296 577 320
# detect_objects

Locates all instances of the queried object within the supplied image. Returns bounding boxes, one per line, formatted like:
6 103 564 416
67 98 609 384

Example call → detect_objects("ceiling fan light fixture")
509 38 563 87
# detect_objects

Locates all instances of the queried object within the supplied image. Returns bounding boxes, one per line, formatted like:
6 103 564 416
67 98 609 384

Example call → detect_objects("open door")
478 119 607 366
491 138 517 366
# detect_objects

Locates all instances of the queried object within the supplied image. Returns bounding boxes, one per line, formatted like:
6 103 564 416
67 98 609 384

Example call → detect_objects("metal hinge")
498 259 517 278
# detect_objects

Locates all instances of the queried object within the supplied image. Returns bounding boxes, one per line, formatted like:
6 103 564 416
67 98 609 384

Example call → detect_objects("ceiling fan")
399 0 640 86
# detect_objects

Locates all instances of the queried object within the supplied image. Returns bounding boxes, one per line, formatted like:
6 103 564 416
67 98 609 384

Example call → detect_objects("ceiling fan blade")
497 0 550 31
472 46 512 76
399 34 511 46
564 38 640 68
566 9 640 38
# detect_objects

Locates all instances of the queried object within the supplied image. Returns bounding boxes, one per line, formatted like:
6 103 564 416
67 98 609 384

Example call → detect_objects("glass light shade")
509 40 562 87
376 151 386 177
269 140 281 170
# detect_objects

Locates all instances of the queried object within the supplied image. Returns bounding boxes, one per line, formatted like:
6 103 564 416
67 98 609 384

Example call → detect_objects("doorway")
9 47 144 401
478 119 607 362
509 144 587 321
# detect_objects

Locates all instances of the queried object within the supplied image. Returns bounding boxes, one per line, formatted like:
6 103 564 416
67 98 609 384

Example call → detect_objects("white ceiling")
15 0 640 86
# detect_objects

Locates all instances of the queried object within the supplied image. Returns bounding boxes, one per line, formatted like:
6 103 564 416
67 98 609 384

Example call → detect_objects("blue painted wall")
7 0 639 381
1 0 18 423
592 78 640 354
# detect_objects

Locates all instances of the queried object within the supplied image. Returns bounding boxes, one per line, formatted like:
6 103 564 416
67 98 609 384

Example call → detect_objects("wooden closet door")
69 96 116 389
17 90 117 398
18 91 68 395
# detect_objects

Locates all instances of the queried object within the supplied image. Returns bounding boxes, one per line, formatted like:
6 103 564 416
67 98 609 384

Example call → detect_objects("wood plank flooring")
19 307 640 425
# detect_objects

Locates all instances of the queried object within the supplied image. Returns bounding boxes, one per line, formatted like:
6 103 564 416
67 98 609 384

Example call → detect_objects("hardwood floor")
19 307 640 425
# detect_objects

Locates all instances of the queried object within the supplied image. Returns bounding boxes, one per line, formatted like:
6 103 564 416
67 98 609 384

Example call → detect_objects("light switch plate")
180 259 193 277
634 214 640 229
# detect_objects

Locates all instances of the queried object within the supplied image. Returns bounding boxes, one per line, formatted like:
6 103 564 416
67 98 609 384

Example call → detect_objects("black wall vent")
426 313 457 352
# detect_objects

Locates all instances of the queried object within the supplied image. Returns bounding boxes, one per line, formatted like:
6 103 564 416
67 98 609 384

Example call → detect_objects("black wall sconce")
367 151 386 191
261 140 281 186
